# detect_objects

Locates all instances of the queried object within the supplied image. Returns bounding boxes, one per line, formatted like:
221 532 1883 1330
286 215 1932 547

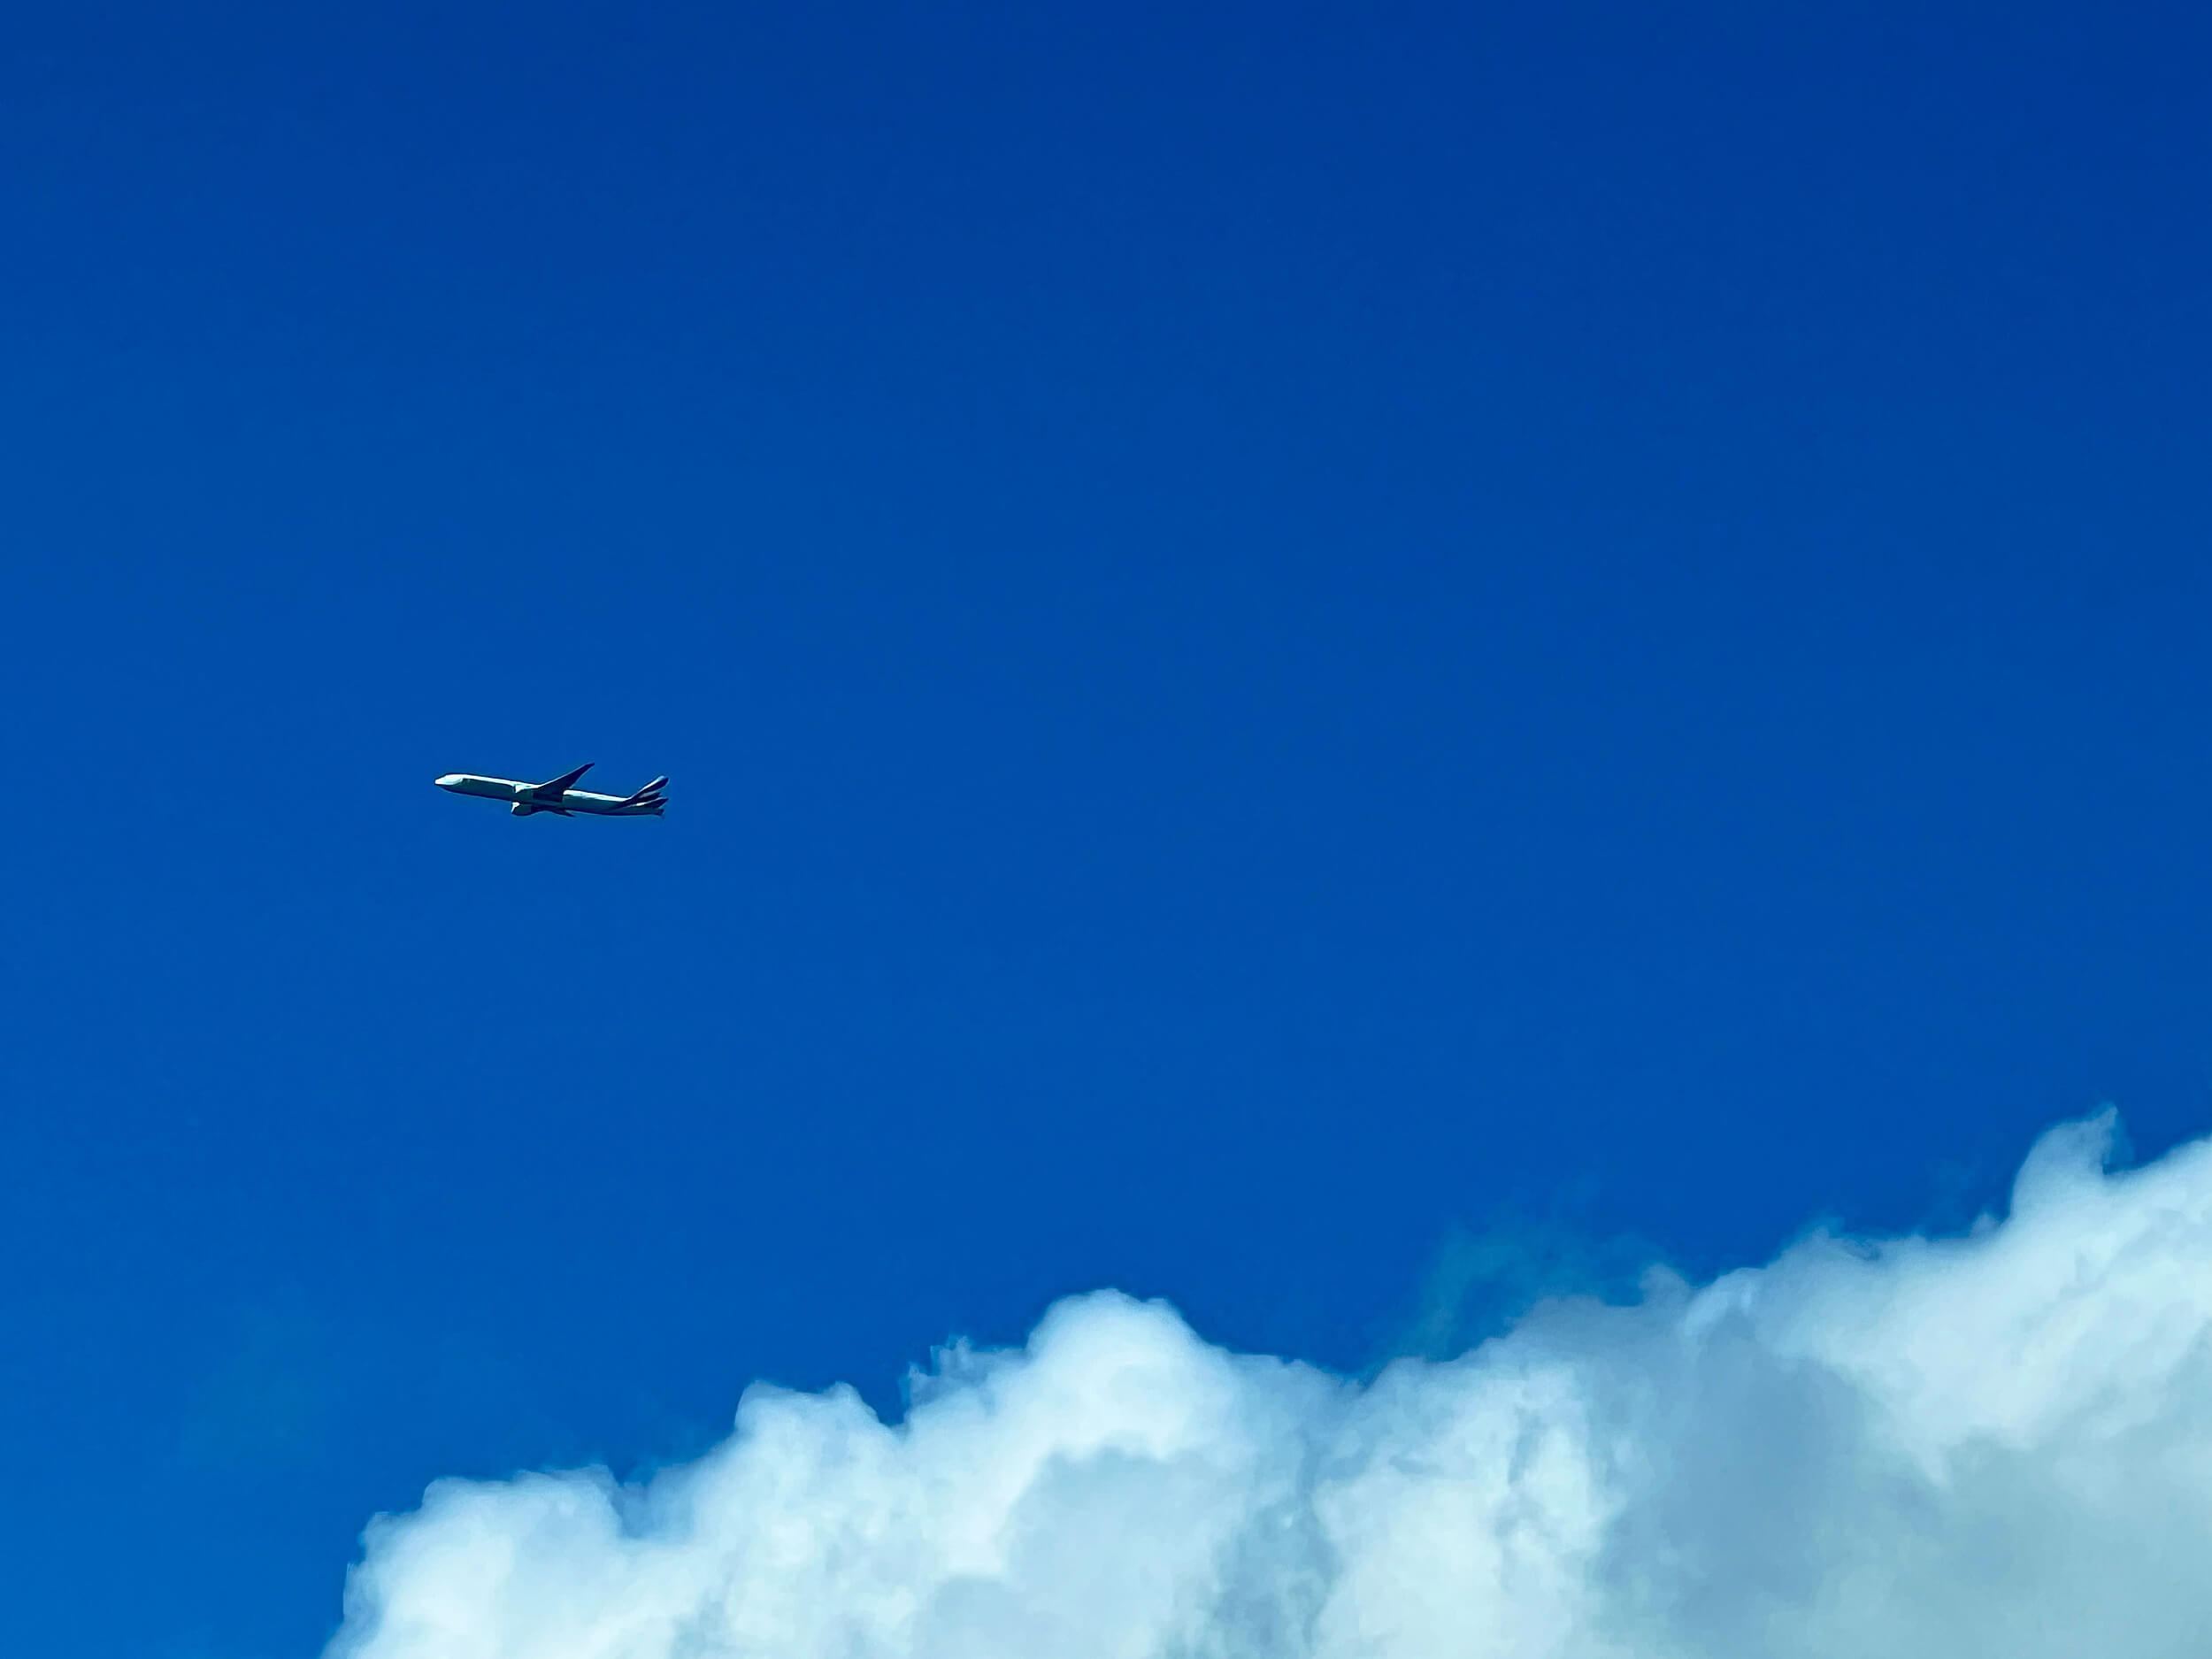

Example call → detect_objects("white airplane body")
434 763 666 818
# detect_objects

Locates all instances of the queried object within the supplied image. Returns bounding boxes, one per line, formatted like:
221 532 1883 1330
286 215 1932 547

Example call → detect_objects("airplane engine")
511 802 536 817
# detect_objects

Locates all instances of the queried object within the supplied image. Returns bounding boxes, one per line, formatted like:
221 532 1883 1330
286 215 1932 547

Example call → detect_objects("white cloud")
326 1110 2212 1658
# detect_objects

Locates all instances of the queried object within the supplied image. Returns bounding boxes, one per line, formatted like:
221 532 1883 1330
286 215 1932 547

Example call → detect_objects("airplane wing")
529 762 593 798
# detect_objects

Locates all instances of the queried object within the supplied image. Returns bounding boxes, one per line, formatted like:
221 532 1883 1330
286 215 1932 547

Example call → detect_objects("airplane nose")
434 774 463 788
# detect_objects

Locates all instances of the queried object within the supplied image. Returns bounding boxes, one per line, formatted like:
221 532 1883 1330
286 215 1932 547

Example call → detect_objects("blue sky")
4 4 2210 1655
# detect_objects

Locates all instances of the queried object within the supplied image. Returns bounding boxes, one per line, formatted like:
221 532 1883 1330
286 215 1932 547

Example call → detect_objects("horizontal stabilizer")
627 775 669 803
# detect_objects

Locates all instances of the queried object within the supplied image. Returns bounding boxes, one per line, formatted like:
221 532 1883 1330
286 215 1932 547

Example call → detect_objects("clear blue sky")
4 4 2208 1655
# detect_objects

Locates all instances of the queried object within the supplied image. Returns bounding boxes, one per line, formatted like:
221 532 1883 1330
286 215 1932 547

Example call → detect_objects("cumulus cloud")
326 1111 2212 1658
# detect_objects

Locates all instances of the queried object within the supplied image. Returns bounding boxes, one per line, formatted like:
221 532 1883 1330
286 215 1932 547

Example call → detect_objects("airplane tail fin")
627 776 669 810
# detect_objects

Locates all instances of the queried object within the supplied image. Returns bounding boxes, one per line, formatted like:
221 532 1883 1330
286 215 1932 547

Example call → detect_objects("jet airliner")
434 763 666 818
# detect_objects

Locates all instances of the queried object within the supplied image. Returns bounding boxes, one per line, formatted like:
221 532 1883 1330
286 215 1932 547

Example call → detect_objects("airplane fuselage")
434 773 665 817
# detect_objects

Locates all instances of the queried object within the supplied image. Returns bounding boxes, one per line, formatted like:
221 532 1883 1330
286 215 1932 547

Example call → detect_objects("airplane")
434 763 667 818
